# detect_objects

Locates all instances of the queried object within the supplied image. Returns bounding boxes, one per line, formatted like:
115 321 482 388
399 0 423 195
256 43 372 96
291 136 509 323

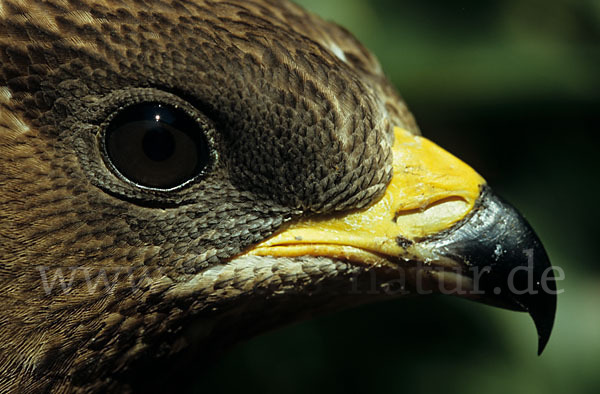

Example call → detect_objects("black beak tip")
529 246 557 356
436 187 558 355
527 284 557 355
535 305 555 355
512 221 557 356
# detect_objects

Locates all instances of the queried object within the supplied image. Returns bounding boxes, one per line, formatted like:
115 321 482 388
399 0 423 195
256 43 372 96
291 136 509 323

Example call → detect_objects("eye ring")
101 102 213 191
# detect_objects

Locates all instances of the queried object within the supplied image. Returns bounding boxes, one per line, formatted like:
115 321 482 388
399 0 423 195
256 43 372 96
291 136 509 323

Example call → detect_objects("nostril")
393 196 469 223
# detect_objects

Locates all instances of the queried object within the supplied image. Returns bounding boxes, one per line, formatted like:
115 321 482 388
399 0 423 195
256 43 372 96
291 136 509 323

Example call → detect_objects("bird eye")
104 103 211 189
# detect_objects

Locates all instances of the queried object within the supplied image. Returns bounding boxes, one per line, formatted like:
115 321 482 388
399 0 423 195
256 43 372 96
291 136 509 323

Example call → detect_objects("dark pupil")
105 103 210 189
142 127 176 161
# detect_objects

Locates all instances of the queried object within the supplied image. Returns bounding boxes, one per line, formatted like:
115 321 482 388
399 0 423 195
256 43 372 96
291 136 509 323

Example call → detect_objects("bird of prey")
0 0 556 392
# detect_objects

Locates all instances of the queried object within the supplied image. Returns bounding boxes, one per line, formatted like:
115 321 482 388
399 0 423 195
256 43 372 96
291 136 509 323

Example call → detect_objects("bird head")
0 0 556 391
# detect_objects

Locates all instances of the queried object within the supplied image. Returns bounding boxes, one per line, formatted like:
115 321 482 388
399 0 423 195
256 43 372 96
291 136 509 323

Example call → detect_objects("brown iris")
105 103 210 189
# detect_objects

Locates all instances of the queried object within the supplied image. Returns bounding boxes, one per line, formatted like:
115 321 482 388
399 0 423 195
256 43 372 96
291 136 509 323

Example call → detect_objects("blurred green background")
195 1 599 393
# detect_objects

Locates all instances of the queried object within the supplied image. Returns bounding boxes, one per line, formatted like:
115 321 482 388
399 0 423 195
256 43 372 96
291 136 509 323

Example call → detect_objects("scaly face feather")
0 0 555 392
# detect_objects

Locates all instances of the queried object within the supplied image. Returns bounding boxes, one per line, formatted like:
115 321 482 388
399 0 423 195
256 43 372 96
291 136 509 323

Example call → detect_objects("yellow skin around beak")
247 127 485 267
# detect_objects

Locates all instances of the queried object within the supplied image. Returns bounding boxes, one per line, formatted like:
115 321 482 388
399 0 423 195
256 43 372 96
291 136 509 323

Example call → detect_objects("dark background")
195 1 599 393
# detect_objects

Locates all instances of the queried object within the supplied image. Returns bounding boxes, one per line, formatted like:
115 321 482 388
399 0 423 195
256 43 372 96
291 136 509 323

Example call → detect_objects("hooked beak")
245 127 557 354
416 186 556 354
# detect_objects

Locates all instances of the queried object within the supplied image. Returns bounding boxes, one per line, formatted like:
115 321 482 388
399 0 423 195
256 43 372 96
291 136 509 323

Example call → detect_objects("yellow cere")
248 127 485 262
